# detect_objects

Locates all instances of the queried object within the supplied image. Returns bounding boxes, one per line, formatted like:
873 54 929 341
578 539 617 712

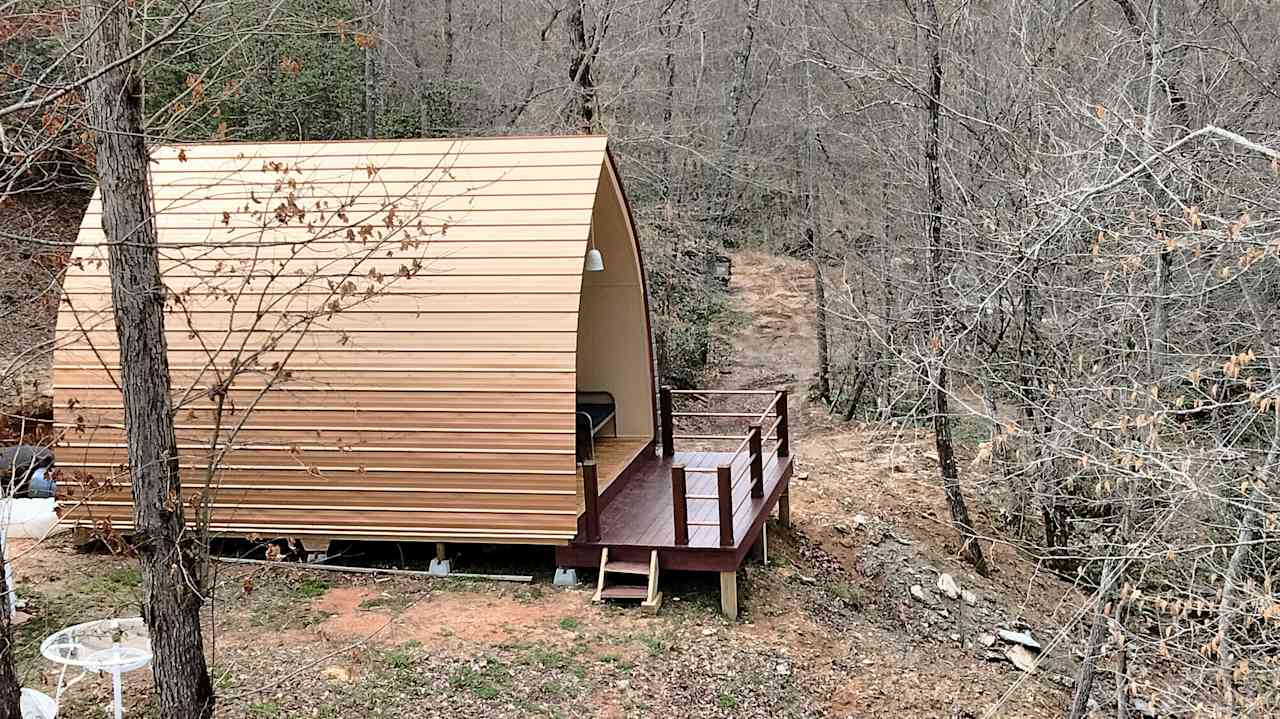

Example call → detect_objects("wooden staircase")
592 548 662 613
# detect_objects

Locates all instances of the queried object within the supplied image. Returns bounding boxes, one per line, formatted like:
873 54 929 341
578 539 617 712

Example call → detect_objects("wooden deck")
557 443 793 572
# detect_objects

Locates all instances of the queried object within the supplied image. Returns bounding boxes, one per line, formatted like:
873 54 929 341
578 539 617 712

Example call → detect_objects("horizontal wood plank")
57 309 580 334
149 138 606 163
51 349 577 370
60 272 585 294
58 329 578 352
57 408 575 430
60 387 574 409
84 194 598 218
66 255 586 277
60 291 583 314
54 445 574 471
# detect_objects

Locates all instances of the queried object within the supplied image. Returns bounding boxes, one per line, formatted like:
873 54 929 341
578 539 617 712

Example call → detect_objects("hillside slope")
715 251 1083 717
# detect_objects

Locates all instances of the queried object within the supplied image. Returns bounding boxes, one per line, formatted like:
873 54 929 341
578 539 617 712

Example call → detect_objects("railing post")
748 424 764 498
671 465 689 545
776 389 790 457
582 460 601 543
717 464 734 546
659 386 674 457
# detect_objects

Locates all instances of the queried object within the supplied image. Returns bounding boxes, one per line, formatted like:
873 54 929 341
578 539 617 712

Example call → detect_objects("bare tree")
800 1 830 402
920 0 986 574
82 1 214 716
703 0 761 250
566 0 607 133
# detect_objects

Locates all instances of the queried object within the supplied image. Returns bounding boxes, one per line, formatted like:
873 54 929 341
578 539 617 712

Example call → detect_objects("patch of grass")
832 582 866 609
247 599 331 629
637 634 668 656
522 644 568 670
598 654 634 671
84 566 142 596
247 702 281 718
540 678 565 697
513 585 545 603
12 588 89 681
384 648 414 670
717 691 738 710
107 566 142 587
290 577 330 599
512 698 565 718
448 657 511 700
558 616 579 631
213 671 237 690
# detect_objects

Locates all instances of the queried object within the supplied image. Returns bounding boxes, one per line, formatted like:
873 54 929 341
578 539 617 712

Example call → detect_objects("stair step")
600 585 649 600
604 561 651 576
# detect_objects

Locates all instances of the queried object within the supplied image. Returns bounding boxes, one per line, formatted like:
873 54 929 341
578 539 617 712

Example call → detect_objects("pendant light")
585 219 604 272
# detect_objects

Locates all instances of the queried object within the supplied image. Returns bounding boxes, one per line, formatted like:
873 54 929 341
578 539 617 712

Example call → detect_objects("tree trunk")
566 1 597 134
1069 558 1121 719
1214 266 1279 706
802 1 830 401
440 0 455 122
407 1 428 133
83 2 215 717
703 0 760 250
364 0 378 138
657 0 687 179
0 544 20 719
922 0 987 576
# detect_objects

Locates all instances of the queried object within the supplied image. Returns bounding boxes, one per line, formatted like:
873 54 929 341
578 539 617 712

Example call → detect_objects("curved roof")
54 135 644 544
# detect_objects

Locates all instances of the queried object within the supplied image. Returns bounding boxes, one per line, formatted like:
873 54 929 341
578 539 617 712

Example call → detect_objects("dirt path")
715 251 820 414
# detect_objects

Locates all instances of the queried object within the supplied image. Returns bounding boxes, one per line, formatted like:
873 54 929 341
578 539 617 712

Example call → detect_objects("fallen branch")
213 556 533 583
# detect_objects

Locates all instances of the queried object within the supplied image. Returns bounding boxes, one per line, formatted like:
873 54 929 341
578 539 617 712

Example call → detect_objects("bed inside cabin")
573 164 656 498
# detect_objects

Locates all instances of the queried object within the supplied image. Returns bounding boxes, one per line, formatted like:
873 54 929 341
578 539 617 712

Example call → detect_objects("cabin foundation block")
553 568 578 586
719 570 738 620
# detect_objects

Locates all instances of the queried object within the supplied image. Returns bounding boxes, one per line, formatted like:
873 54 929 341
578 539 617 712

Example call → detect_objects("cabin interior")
573 163 656 498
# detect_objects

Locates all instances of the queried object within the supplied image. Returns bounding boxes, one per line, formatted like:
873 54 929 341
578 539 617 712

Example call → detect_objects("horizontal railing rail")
662 387 789 547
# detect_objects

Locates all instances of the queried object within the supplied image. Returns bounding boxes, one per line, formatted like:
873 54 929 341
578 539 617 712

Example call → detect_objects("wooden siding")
55 135 621 544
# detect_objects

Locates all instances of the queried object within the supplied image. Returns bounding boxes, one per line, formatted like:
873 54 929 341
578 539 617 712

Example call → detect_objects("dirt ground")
3 250 1087 717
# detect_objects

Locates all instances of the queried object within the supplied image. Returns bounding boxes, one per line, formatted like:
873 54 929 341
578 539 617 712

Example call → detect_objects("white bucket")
0 499 61 540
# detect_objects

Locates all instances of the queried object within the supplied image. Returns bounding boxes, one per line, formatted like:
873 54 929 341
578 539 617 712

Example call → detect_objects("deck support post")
748 425 764 498
750 524 768 564
776 390 790 457
582 460 601 543
717 465 734 547
659 386 674 457
778 488 791 528
719 570 738 620
671 465 689 545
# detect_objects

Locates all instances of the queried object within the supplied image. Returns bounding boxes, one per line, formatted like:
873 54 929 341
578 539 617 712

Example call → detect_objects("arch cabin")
53 135 794 617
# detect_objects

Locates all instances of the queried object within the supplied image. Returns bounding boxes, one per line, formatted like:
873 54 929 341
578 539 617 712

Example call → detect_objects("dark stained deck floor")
557 446 793 572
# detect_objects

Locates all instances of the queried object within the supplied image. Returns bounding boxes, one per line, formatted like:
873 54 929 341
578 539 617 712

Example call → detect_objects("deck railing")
661 388 789 546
